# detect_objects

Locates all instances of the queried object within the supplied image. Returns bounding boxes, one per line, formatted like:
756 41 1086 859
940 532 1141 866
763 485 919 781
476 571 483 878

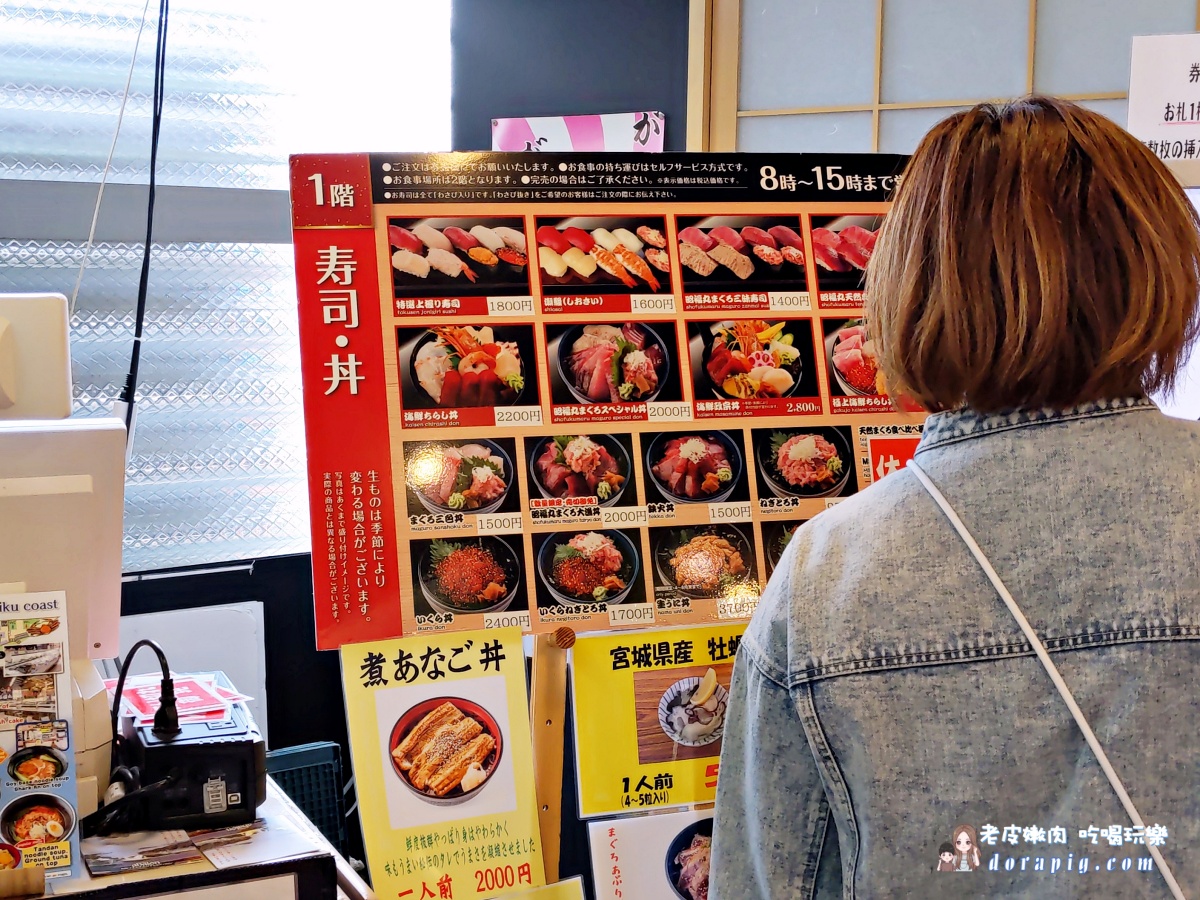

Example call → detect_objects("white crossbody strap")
907 460 1185 899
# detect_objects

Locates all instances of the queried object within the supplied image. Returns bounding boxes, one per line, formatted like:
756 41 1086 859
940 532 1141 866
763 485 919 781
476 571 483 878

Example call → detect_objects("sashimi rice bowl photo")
646 431 743 505
756 427 853 500
536 530 640 606
408 324 527 408
556 323 671 405
528 434 631 507
405 439 513 515
416 537 522 616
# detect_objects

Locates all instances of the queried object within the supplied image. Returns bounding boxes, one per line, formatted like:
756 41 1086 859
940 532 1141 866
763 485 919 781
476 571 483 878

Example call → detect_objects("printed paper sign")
0 592 79 879
340 628 544 898
571 623 746 818
1128 33 1200 168
589 809 712 900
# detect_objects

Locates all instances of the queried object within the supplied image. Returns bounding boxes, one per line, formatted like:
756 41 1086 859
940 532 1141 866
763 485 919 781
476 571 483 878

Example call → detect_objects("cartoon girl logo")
951 824 981 871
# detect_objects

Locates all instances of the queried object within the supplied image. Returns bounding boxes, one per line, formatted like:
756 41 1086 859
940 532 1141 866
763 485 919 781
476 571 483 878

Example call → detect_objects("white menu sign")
1128 33 1200 179
588 808 712 900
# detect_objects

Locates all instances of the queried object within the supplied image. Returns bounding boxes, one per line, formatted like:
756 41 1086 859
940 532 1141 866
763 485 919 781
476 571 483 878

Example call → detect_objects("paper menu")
0 591 79 878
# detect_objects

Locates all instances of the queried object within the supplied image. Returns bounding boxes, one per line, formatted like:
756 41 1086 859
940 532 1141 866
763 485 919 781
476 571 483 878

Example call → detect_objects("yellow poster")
340 628 544 898
571 623 747 818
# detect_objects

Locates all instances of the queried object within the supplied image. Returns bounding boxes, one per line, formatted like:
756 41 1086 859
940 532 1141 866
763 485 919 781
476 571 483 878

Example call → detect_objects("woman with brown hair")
710 96 1199 899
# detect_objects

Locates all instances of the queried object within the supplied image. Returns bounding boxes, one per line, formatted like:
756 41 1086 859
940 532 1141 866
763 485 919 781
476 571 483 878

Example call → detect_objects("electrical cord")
118 0 169 436
81 638 181 839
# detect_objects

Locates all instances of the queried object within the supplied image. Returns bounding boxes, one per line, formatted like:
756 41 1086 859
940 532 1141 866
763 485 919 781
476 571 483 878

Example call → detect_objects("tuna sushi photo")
673 216 808 292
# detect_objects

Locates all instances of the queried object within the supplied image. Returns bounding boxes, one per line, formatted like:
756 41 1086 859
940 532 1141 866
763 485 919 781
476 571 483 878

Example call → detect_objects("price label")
824 498 846 509
483 611 531 630
600 506 649 528
630 294 677 314
608 604 657 628
647 401 693 422
475 513 523 535
768 291 811 312
495 406 543 427
708 502 753 523
487 296 535 316
717 596 759 620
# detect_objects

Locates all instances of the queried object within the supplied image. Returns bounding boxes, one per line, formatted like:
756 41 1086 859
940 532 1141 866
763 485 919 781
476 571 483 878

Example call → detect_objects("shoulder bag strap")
907 460 1186 899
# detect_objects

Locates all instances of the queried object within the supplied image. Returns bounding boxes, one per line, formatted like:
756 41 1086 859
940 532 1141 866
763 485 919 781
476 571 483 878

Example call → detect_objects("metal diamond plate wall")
0 1 286 189
0 239 310 572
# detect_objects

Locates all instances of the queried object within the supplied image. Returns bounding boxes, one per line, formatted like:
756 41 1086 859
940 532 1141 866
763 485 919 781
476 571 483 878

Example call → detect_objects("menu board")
289 151 920 649
570 623 746 819
0 591 79 878
588 809 712 900
340 627 544 899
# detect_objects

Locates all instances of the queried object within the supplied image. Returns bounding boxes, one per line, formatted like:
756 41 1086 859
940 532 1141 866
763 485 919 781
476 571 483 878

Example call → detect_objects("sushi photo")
388 217 531 298
688 318 820 402
809 214 883 295
398 324 538 410
752 425 857 501
547 322 683 407
643 430 749 506
674 215 808 293
403 438 519 517
533 529 645 609
535 216 675 295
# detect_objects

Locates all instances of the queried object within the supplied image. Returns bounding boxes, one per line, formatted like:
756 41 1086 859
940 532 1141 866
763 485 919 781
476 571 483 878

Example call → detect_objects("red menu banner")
290 151 924 649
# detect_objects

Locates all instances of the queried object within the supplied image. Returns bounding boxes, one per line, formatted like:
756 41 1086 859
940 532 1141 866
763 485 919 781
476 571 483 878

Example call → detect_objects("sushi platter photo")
535 216 674 296
809 214 883 300
388 217 531 298
674 215 808 294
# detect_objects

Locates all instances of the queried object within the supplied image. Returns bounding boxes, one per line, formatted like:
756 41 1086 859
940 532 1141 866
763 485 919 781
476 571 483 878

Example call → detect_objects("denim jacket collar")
916 396 1156 453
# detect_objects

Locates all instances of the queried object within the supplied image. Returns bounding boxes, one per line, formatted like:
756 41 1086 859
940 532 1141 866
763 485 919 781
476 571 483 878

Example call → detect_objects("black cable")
119 0 169 433
109 638 179 777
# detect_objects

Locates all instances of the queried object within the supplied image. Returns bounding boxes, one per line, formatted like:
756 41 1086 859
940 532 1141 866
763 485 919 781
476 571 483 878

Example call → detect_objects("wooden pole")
530 627 574 885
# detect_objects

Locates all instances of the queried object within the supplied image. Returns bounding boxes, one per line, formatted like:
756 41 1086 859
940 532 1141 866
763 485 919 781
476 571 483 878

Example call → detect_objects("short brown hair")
867 95 1200 413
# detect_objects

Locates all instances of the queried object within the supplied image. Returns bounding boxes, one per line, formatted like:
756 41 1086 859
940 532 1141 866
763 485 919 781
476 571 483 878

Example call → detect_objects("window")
0 1 451 572
711 0 1196 153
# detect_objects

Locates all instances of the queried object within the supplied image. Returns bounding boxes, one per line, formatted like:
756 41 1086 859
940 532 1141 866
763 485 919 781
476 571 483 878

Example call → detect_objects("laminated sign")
340 627 544 898
571 623 747 818
289 150 923 649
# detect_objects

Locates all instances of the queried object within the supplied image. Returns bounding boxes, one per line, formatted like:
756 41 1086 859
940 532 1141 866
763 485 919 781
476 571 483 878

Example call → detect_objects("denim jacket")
711 399 1200 898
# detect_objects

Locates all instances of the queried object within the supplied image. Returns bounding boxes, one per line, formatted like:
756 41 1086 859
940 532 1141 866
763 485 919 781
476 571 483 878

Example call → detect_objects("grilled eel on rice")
393 702 496 796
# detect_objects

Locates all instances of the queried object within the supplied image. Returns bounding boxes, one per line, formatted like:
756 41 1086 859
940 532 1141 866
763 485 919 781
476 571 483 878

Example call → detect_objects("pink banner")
492 111 665 152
